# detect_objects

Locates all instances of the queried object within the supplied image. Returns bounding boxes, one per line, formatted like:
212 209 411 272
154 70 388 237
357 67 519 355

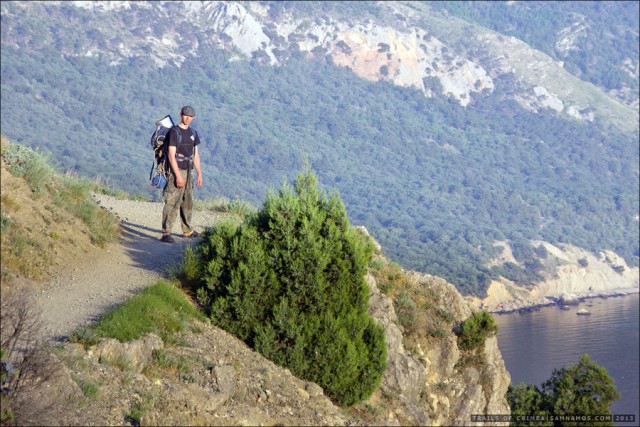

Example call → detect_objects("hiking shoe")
160 234 176 243
184 231 200 238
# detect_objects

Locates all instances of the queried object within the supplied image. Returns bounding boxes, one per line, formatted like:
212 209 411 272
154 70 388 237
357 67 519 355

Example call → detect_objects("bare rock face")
210 2 277 64
424 335 460 383
440 336 511 426
90 333 164 373
530 244 639 298
275 19 494 107
367 273 429 419
367 269 511 426
479 241 640 311
482 336 512 415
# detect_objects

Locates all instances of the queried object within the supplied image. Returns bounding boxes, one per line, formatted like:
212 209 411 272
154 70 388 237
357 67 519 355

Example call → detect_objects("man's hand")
175 175 186 188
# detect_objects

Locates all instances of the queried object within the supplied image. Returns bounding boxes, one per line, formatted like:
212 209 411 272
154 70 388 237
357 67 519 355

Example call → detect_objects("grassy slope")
0 136 121 283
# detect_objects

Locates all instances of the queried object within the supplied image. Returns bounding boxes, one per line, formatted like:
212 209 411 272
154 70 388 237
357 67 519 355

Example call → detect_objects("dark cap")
181 105 195 117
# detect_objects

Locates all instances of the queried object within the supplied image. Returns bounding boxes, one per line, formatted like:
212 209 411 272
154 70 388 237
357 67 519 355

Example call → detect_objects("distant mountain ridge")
3 1 637 129
1 1 638 297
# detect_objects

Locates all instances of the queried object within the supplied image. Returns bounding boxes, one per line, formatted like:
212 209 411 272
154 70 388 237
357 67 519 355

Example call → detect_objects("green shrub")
74 377 99 400
506 382 550 426
126 400 148 427
1 213 13 233
428 328 448 338
194 166 387 406
456 310 498 350
168 246 202 288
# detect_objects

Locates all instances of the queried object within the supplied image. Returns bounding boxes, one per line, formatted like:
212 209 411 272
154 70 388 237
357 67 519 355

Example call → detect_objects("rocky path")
34 194 222 341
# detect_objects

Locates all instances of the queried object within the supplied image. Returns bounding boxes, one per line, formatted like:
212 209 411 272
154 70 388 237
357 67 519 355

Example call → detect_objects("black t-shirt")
167 126 200 170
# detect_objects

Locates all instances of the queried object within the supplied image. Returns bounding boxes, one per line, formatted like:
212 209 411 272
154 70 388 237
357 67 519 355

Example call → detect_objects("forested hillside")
1 1 638 296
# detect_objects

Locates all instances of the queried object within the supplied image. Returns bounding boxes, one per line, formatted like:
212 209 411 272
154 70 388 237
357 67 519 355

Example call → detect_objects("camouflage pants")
161 168 194 235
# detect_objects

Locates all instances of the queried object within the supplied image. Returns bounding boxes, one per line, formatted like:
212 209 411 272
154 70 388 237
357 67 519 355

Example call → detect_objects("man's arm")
193 146 203 187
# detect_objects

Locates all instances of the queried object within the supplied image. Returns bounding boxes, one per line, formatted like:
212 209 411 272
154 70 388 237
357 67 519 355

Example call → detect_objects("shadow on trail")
118 220 198 277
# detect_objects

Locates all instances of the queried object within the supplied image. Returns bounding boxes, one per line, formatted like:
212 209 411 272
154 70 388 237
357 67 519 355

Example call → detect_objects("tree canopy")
507 354 621 426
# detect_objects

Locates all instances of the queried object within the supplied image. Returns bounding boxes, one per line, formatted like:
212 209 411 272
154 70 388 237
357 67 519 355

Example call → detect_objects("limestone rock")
368 273 427 405
90 333 164 373
424 336 460 383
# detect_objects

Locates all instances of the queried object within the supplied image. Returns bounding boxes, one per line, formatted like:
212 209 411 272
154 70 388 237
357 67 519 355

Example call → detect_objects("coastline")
487 287 639 315
493 289 639 422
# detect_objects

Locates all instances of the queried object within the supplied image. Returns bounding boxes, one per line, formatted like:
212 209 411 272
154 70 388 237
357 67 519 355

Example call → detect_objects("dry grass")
0 136 120 283
369 253 457 343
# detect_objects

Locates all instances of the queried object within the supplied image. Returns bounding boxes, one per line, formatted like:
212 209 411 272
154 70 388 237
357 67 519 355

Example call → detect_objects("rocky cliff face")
271 16 494 107
529 244 639 298
211 1 628 125
367 269 511 426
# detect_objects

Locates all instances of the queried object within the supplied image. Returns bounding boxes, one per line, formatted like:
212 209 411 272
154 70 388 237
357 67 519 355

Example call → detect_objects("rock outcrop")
90 333 164 373
529 244 639 298
367 268 511 426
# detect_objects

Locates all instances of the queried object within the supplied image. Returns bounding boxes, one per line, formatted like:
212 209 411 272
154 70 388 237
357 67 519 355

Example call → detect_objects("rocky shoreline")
487 287 639 315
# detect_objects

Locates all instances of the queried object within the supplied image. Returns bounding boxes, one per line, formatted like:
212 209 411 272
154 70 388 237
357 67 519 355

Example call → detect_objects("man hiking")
160 105 203 243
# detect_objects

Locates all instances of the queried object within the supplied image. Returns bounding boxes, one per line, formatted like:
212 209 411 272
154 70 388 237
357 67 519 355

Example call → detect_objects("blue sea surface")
494 292 639 424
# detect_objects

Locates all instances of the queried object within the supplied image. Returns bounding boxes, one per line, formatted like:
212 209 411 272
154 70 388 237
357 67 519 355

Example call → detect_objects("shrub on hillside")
456 309 499 350
193 166 387 406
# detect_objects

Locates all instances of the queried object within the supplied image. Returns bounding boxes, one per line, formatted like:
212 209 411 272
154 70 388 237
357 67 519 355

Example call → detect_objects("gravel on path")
34 193 221 341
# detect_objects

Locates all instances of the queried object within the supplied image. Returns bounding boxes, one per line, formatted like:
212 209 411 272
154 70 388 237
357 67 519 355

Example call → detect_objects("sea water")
494 293 639 424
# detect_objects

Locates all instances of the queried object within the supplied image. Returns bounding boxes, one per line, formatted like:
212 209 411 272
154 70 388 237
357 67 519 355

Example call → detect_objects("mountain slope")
425 0 640 110
1 1 638 296
3 1 636 128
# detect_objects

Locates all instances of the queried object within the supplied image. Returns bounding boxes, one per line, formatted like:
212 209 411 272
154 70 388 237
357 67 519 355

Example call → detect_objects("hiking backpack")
149 115 175 189
149 115 198 189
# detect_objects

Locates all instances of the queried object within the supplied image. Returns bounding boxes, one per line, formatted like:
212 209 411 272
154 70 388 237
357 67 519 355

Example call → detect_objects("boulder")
90 333 164 373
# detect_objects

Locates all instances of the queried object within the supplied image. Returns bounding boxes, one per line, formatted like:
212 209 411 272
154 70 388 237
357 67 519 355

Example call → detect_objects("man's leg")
180 169 194 235
162 171 186 237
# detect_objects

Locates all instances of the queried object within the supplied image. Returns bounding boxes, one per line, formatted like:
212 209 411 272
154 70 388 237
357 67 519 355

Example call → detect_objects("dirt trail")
34 194 222 341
